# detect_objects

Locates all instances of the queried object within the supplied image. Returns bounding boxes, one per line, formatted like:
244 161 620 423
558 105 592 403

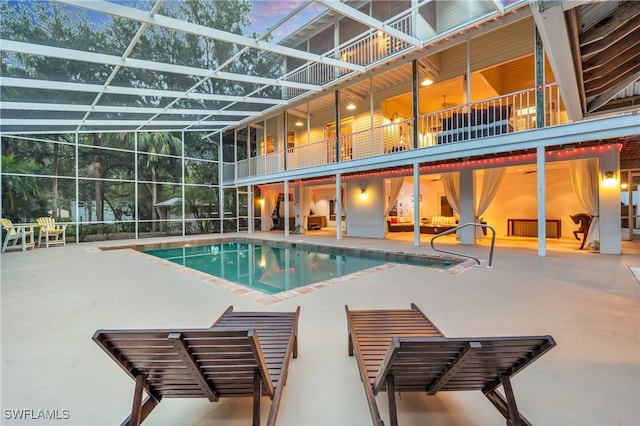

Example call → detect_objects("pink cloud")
247 0 327 41
252 0 303 18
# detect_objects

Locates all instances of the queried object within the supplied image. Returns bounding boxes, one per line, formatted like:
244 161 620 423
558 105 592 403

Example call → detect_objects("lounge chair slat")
94 306 299 426
346 304 555 426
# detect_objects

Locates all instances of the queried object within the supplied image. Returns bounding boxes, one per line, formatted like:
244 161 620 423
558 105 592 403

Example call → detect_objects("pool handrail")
430 223 496 268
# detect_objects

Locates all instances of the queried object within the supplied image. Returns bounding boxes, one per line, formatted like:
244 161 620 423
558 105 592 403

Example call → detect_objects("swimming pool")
141 240 459 295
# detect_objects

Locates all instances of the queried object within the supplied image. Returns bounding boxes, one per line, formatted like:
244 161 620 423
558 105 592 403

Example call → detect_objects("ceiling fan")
442 95 456 108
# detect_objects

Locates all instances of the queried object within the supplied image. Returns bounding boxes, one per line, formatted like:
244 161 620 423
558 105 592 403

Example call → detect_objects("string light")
255 144 619 186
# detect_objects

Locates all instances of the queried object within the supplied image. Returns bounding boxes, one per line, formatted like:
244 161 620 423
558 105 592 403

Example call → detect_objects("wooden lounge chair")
346 304 556 426
36 216 67 247
1 218 35 253
93 306 300 426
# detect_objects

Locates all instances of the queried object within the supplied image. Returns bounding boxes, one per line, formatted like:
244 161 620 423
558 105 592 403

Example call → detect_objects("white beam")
317 0 422 48
530 1 584 120
2 40 322 92
1 102 263 116
0 77 288 105
54 0 364 72
488 0 505 15
536 145 546 257
1 119 235 127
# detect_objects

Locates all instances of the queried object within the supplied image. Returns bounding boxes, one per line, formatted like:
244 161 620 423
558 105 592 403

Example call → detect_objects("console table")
507 219 561 239
307 215 327 230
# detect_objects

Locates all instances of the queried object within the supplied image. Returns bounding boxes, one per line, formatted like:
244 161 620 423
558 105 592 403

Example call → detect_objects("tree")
1 154 40 221
131 132 182 231
1 0 278 235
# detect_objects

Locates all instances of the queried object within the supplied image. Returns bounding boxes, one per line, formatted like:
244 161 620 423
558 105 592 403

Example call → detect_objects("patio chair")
36 216 67 248
93 306 300 426
346 304 556 426
1 218 35 253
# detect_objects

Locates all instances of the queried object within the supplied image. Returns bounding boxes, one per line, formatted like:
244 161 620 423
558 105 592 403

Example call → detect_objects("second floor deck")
229 83 569 184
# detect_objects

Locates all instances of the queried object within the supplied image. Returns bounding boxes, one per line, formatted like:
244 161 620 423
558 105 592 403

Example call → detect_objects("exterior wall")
346 177 385 238
599 149 622 254
469 18 533 72
459 169 475 244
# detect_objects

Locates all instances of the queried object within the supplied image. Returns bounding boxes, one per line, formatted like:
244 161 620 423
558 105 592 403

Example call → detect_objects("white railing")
286 138 337 170
232 84 567 181
233 150 285 181
417 84 567 146
286 62 339 93
284 14 413 88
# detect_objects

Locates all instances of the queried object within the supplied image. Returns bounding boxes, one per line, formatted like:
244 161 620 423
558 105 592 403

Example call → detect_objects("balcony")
231 83 567 183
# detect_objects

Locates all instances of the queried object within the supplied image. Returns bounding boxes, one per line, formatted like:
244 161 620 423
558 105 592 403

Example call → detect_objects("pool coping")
103 237 479 305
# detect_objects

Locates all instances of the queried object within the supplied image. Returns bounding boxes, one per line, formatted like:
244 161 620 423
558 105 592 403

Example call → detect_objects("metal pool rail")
430 223 496 268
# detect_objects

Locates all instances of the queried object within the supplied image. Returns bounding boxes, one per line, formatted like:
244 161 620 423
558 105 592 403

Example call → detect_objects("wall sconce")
391 112 399 123
603 171 617 188
259 197 265 205
359 189 368 200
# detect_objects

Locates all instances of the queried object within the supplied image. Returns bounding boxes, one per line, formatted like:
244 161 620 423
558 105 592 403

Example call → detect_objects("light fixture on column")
359 188 368 200
603 171 617 187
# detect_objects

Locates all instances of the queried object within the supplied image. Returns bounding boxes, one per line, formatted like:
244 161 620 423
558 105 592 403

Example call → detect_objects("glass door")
621 172 640 241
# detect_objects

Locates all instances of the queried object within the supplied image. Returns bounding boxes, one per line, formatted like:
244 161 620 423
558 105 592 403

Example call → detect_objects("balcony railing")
283 15 414 94
230 84 567 182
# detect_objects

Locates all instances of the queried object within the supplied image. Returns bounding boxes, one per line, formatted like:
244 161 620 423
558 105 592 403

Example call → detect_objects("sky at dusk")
247 0 327 42
10 0 326 45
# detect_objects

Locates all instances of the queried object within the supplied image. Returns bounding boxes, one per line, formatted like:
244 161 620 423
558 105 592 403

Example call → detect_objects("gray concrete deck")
1 233 639 425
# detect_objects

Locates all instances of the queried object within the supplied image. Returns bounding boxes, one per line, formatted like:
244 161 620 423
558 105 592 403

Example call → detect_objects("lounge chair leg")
485 385 531 426
386 374 398 426
253 371 262 426
120 396 159 426
293 334 298 359
500 374 522 426
130 375 146 426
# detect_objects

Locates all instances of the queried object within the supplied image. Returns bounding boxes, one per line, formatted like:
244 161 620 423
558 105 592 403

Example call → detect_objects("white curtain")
475 168 505 237
442 172 461 215
385 177 404 216
300 186 311 231
570 159 599 248
263 190 278 231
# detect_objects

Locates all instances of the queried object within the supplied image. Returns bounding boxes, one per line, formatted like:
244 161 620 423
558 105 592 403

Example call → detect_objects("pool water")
141 241 456 295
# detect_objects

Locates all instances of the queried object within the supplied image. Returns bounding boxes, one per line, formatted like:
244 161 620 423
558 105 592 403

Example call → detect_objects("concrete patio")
1 233 639 425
